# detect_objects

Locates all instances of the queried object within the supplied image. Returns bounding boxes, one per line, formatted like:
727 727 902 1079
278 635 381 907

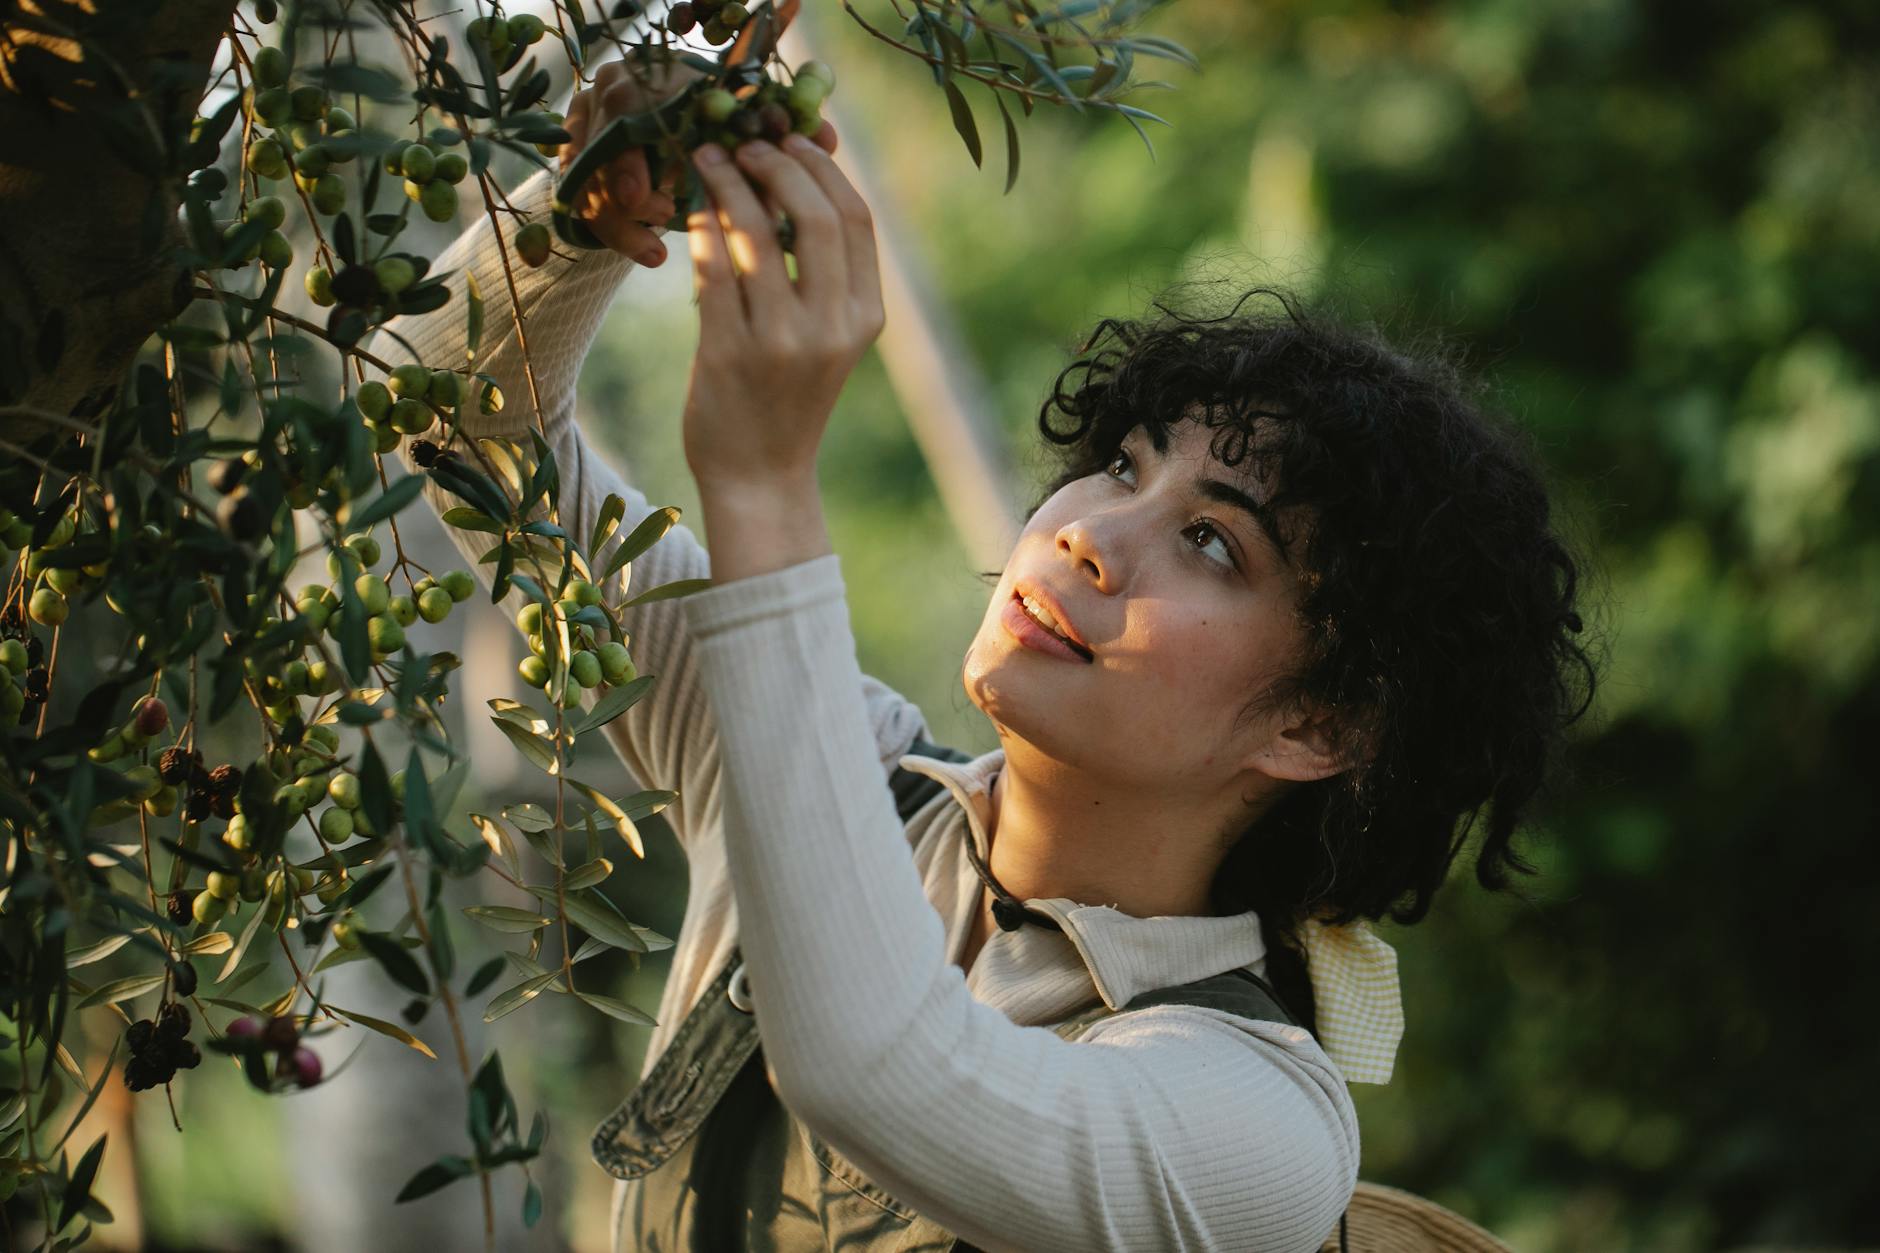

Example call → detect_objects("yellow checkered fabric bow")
1296 917 1403 1085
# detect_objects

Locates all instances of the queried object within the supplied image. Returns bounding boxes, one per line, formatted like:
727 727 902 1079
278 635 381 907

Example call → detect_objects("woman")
379 56 1594 1253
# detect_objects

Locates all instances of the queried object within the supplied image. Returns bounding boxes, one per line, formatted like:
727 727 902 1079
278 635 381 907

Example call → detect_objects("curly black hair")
1006 286 1603 1034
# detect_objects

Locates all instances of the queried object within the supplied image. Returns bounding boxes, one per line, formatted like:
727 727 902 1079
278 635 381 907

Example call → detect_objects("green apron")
590 738 1307 1252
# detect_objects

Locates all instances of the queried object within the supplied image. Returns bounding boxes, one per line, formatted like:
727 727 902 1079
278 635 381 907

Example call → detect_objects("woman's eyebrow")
1133 428 1292 567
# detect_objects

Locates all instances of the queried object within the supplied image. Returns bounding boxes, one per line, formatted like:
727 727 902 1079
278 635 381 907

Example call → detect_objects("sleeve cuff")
681 552 846 642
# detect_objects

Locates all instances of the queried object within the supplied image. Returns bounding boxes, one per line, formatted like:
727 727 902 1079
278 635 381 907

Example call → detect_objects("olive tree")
0 1 1191 1247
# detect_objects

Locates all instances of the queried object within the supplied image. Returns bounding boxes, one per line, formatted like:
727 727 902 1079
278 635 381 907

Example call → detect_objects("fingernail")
784 133 814 153
695 144 726 167
739 140 773 159
636 245 665 267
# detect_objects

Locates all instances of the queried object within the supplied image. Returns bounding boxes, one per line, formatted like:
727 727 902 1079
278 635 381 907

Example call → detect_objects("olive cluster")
514 582 635 705
354 363 487 452
665 0 752 47
124 1004 204 1093
225 1014 323 1088
465 10 549 69
5 507 105 632
0 631 45 729
215 44 372 271
692 59 836 154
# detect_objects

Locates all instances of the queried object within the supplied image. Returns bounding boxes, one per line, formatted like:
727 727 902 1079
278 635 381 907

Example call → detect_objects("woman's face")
962 416 1322 794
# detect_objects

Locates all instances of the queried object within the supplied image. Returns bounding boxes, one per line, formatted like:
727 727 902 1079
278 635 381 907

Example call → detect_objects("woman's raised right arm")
358 162 929 853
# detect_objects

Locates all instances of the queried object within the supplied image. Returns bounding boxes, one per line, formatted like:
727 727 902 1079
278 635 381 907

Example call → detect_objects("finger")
637 190 678 226
731 139 846 309
691 144 796 322
561 91 593 172
687 200 748 334
812 120 838 156
609 153 652 213
773 134 876 316
586 204 667 267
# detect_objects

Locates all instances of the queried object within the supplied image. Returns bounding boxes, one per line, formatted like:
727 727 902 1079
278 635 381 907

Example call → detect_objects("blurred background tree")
54 0 1880 1249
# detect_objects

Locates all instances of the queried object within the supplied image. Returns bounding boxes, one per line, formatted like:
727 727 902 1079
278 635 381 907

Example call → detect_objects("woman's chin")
962 643 1081 749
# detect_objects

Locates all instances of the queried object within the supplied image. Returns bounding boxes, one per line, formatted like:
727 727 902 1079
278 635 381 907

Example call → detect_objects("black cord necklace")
961 824 1062 934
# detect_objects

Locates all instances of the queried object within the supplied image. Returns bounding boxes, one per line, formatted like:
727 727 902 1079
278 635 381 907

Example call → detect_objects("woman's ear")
1243 702 1366 785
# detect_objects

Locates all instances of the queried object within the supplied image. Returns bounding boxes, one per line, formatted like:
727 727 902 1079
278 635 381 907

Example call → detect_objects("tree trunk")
0 0 238 441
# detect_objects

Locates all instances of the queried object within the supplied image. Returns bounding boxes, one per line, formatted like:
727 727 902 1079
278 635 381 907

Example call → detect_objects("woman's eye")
1185 520 1237 569
1101 449 1238 571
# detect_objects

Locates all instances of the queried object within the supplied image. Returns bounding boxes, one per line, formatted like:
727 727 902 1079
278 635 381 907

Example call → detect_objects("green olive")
319 806 354 843
697 88 738 125
259 230 293 270
597 641 633 684
290 86 325 122
194 890 229 925
325 105 356 133
368 614 405 656
375 256 417 295
0 639 28 674
305 265 335 306
245 195 288 230
388 363 430 399
311 173 345 215
517 602 543 635
28 587 67 626
206 870 242 900
123 764 163 801
418 586 453 623
355 573 391 617
797 60 836 92
514 221 552 268
45 565 81 594
252 86 292 127
506 12 545 44
294 144 331 178
440 570 476 602
399 142 435 183
518 655 549 688
252 46 288 89
347 533 382 567
388 398 434 435
371 420 403 454
282 119 322 152
569 650 602 689
433 151 469 184
428 370 463 408
419 180 457 223
356 380 392 420
388 594 418 627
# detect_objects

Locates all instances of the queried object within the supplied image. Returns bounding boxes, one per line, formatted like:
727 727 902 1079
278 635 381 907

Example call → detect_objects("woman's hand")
558 59 839 268
680 135 883 494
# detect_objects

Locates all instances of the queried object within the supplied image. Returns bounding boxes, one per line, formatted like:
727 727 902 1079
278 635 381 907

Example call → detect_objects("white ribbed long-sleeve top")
368 164 1360 1253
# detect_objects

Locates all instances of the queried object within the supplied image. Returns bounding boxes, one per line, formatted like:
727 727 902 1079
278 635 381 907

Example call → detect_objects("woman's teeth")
1021 594 1069 641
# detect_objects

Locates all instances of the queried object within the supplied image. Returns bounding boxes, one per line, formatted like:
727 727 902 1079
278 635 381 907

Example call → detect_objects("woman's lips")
1002 593 1094 663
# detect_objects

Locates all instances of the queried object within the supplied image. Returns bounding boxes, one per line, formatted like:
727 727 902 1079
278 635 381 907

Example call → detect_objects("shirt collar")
897 747 1406 1084
896 748 1268 1011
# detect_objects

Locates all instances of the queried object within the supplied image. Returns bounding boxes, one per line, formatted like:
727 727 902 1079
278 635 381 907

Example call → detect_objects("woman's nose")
1055 514 1122 594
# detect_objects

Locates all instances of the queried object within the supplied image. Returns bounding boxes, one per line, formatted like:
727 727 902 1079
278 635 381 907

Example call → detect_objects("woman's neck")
982 744 1264 921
